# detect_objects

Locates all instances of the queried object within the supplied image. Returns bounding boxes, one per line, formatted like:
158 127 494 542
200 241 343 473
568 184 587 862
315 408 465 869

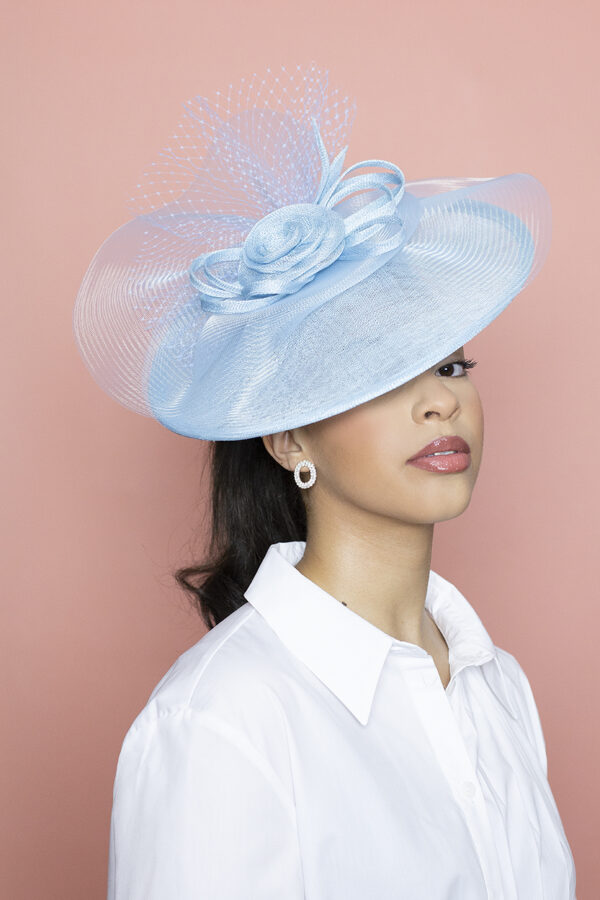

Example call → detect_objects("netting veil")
73 62 552 440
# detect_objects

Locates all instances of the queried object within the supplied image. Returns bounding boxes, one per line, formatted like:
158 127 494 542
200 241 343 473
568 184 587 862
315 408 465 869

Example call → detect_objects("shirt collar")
244 540 520 726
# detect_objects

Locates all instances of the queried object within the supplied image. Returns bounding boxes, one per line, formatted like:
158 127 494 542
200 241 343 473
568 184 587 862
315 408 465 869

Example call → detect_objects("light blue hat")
73 62 551 441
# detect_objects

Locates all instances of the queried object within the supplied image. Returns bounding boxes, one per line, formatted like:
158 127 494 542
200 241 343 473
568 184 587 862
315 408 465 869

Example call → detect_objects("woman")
74 62 577 899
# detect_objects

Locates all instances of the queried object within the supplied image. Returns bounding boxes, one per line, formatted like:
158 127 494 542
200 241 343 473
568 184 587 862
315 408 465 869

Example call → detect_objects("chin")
411 481 476 524
436 489 475 522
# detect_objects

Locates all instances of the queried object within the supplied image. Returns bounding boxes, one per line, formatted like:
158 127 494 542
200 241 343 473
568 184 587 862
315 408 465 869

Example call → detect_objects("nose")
413 381 460 422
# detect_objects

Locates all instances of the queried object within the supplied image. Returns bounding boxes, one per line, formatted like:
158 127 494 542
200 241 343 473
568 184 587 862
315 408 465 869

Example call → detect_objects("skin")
261 345 484 690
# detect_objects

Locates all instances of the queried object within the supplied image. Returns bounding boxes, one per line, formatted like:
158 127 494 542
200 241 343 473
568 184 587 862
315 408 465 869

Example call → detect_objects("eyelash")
436 358 478 377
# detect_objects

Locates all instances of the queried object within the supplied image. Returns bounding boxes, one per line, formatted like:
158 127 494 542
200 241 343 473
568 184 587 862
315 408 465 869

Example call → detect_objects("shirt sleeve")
107 706 304 900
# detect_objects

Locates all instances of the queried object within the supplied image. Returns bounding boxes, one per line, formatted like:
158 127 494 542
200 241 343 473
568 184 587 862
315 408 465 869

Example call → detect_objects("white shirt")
107 540 577 899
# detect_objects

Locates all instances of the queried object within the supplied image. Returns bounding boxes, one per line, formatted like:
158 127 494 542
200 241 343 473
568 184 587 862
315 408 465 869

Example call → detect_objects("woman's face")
267 346 484 526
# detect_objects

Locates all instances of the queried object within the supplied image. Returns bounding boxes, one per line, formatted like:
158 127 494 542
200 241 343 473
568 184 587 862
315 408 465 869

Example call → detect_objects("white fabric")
107 539 577 899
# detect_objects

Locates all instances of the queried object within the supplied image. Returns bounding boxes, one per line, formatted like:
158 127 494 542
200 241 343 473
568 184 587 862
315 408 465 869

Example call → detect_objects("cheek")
467 393 484 461
437 389 483 487
328 420 382 474
317 414 407 497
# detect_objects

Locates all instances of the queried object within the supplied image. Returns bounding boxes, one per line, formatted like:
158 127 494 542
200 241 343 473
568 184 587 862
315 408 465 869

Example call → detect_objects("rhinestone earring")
294 458 317 489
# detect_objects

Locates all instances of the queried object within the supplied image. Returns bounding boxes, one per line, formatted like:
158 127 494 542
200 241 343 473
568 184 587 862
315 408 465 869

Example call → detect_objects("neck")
294 508 436 649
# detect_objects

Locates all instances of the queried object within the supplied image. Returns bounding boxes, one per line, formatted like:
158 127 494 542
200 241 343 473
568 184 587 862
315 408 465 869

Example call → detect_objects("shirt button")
461 780 476 800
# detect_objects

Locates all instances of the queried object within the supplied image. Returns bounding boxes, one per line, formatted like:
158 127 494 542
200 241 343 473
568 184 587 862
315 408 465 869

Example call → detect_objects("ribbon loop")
189 118 408 314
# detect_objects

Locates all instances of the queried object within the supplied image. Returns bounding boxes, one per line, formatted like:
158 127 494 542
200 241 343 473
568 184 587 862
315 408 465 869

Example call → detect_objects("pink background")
4 0 598 896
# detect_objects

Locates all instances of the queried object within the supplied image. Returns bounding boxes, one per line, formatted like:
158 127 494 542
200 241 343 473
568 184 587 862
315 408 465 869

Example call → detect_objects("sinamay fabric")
73 62 551 439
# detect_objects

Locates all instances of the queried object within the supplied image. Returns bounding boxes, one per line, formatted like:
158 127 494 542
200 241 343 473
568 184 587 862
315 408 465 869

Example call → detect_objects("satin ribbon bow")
189 118 406 314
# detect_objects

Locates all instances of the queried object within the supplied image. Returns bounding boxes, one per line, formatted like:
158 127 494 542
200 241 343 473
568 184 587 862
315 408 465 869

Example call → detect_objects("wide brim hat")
73 62 551 441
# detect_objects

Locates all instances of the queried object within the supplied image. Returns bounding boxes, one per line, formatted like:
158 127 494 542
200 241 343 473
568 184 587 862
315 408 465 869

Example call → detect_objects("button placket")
400 660 504 900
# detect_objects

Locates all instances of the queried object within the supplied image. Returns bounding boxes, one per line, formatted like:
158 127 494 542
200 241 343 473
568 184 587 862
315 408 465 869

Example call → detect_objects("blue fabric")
188 118 409 313
72 62 552 440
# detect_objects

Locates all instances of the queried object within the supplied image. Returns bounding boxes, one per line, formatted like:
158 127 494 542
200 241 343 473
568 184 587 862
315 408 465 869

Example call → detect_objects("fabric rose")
187 119 406 315
237 203 346 298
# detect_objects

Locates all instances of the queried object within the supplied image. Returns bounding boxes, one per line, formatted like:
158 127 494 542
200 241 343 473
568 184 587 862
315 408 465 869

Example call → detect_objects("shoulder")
108 604 301 872
430 569 546 730
116 602 297 770
493 644 540 706
430 567 550 776
493 645 548 775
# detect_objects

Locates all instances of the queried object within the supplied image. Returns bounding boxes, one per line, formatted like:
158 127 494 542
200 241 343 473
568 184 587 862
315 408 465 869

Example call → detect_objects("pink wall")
5 0 598 896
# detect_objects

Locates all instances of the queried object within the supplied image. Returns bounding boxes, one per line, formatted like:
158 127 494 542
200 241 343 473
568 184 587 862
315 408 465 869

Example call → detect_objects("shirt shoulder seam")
185 603 257 706
128 703 298 824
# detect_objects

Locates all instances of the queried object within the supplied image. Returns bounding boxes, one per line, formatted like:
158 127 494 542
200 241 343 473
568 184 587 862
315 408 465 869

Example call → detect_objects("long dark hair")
174 437 307 630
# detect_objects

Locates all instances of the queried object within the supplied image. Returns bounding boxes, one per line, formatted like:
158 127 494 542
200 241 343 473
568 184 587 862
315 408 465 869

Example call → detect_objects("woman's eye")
436 358 478 377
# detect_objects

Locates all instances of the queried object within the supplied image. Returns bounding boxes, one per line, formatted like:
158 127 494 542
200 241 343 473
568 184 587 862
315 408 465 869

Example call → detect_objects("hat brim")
142 172 550 439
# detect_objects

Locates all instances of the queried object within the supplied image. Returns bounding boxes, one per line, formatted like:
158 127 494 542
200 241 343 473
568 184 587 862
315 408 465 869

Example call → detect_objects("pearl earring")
294 458 317 489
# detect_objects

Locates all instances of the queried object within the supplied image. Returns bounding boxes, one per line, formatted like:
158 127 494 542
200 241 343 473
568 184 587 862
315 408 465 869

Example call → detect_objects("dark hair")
174 437 307 630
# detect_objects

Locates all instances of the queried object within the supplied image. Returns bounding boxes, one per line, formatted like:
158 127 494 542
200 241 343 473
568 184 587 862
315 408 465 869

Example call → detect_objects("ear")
262 429 307 473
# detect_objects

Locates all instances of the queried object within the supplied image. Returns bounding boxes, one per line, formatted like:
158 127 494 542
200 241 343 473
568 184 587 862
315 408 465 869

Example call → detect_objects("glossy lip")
406 434 471 461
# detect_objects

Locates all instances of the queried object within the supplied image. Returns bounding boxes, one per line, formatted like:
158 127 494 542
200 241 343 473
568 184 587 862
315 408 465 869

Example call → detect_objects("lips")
407 435 471 461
